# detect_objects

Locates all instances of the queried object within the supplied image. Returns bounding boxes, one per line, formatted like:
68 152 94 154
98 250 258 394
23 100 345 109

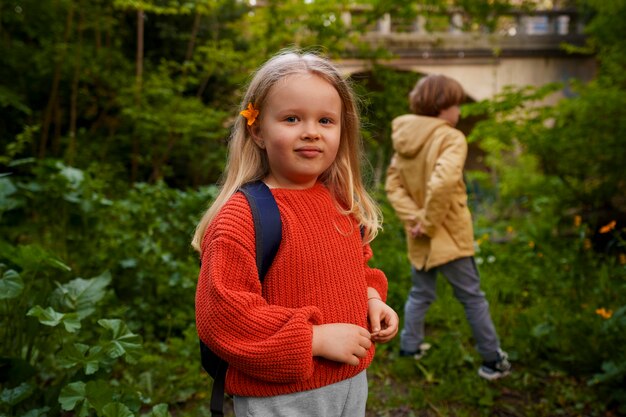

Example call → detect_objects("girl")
193 50 398 416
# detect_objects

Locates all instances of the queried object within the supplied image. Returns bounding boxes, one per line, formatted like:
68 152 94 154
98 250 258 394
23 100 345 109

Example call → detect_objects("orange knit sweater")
195 182 388 397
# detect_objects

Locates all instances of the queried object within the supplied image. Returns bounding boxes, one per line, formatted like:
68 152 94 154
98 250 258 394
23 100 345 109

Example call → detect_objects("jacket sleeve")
195 198 323 384
384 154 420 225
421 133 467 236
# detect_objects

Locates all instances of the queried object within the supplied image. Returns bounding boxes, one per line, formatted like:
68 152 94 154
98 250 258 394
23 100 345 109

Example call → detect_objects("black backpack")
198 181 282 417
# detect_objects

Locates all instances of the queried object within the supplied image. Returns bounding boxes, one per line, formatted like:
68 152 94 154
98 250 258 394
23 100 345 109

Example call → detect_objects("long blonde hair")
191 49 381 252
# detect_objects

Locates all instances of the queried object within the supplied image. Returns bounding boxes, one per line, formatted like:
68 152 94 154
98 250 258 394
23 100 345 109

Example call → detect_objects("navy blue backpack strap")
239 181 282 282
202 180 282 417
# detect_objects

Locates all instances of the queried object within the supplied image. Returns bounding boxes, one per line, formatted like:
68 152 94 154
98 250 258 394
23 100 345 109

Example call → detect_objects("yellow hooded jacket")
385 114 475 271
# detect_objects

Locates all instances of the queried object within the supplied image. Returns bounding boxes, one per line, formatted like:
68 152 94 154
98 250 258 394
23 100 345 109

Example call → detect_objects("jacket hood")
391 114 450 158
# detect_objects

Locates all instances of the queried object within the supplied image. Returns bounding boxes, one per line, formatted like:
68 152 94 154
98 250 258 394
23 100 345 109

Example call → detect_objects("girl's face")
251 73 342 189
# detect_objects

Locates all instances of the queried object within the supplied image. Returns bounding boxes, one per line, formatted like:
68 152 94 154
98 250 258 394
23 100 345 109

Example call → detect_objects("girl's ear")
248 124 265 149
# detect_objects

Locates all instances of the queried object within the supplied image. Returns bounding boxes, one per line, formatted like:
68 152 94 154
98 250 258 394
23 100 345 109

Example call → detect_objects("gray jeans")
233 371 368 417
400 257 501 362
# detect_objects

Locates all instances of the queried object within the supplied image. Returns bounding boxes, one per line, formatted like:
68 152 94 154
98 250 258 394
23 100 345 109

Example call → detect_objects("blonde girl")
192 51 380 249
194 49 398 416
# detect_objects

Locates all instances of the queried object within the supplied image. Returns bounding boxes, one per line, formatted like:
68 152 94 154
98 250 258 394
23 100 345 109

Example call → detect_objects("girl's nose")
302 122 320 141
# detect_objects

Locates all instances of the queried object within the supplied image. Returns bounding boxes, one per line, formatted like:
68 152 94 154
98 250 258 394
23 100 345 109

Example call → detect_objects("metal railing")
339 7 588 58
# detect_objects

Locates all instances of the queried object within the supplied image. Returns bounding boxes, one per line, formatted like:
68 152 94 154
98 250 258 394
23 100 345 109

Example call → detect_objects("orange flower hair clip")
240 102 259 126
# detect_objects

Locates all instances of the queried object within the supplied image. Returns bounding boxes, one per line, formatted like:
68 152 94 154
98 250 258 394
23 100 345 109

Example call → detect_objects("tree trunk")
185 12 202 62
131 8 144 183
150 133 178 182
67 4 84 165
52 98 63 155
39 3 75 159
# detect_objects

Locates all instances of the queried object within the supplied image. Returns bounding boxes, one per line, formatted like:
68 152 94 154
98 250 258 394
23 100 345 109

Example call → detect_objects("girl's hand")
367 298 399 343
312 323 372 366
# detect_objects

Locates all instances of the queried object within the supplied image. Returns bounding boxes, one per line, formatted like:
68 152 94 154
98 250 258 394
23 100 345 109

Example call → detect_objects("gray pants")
233 371 368 417
400 257 501 362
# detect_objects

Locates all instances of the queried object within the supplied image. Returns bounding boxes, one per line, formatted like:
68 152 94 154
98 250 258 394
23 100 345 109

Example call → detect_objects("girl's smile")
295 146 323 158
251 73 342 189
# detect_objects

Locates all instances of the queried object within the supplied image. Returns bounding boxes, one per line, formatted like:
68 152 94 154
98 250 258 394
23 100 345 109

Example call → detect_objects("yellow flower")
528 241 535 249
506 226 514 234
599 220 616 234
620 253 626 265
595 308 613 319
583 239 591 250
574 215 581 227
240 102 259 126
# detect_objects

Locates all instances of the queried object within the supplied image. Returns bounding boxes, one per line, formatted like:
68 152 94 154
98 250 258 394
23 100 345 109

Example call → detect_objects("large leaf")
0 382 35 406
84 380 116 414
98 319 142 362
27 306 64 327
102 402 134 417
58 381 86 411
50 271 112 319
59 379 120 415
58 343 102 375
148 404 171 417
0 177 21 211
0 268 23 299
26 306 81 332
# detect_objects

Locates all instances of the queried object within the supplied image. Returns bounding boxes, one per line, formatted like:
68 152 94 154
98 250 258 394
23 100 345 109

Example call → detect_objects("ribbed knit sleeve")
363 243 388 302
196 193 323 384
195 183 389 397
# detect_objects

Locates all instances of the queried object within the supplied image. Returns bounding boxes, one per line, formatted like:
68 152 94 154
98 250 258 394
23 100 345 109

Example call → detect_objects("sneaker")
399 343 432 360
478 349 511 380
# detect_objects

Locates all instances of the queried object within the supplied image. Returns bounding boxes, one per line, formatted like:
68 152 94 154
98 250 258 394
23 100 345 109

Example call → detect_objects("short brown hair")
409 74 465 116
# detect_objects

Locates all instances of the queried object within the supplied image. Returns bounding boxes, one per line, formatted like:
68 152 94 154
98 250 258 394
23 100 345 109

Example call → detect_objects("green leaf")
0 382 35 406
98 319 142 362
61 312 82 333
58 381 86 411
102 402 134 417
27 306 64 327
20 406 51 417
59 164 84 187
58 343 89 367
51 271 111 319
58 343 101 374
46 258 72 272
85 380 116 414
0 177 21 211
26 306 81 332
0 269 23 299
149 404 170 417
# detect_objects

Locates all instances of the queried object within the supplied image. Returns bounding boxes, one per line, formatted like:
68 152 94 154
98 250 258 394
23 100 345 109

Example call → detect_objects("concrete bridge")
335 7 596 103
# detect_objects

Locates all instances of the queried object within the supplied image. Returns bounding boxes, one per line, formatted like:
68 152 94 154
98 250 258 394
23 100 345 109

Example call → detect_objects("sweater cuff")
366 269 388 302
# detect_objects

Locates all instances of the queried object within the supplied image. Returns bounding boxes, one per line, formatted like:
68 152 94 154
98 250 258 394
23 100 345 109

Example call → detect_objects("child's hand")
312 323 372 366
367 298 399 343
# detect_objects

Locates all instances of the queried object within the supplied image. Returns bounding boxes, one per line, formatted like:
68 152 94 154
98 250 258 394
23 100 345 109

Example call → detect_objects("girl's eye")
320 118 332 125
285 116 298 123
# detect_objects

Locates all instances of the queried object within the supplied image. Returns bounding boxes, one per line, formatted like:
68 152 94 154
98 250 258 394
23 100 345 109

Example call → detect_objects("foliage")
2 0 626 416
464 80 626 234
0 0 544 187
0 244 168 417
0 161 219 416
